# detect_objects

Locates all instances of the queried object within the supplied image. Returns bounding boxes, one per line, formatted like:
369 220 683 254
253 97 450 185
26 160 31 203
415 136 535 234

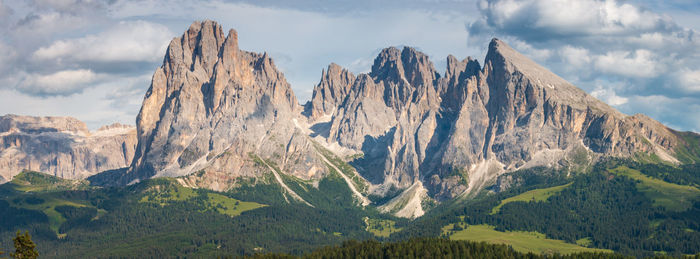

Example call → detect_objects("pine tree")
11 231 38 259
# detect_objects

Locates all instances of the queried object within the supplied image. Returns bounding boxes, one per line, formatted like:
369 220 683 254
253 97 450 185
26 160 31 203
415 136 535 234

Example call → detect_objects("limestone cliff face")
0 115 136 183
481 39 678 167
7 20 690 218
308 38 683 211
322 47 443 190
306 63 355 120
115 21 689 217
121 21 333 194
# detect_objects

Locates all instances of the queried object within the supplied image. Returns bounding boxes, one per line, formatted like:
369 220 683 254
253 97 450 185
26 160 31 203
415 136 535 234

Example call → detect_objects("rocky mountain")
309 39 682 213
100 21 695 218
0 114 137 183
304 63 356 120
111 20 370 207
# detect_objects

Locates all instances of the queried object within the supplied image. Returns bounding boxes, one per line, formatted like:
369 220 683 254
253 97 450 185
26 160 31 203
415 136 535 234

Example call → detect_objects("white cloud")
1 0 698 132
591 86 629 106
594 49 660 78
468 0 700 132
679 69 700 92
0 0 12 19
509 39 552 61
15 11 90 37
30 0 103 14
33 20 172 63
131 1 473 101
559 45 591 68
20 69 100 96
0 41 17 73
474 0 674 39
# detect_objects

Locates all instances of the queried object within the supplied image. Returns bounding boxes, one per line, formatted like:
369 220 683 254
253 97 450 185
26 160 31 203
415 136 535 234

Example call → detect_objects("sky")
0 0 698 132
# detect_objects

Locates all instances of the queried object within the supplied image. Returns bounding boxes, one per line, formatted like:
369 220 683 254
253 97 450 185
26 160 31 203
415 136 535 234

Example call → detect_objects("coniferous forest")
1 159 699 258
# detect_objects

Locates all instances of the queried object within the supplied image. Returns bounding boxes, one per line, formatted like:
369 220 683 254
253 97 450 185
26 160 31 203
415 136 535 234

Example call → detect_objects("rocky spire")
307 63 355 119
367 46 440 109
439 55 482 111
112 21 688 216
125 20 304 186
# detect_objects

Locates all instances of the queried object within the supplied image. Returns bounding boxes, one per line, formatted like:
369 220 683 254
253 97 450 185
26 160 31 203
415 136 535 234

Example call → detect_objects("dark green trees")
11 231 38 259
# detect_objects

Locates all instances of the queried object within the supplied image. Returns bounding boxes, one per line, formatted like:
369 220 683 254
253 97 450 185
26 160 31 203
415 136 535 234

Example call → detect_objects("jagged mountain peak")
485 37 573 87
324 62 345 75
484 38 620 116
314 36 686 216
444 54 481 83
307 63 356 119
98 20 695 218
370 46 438 88
125 21 305 186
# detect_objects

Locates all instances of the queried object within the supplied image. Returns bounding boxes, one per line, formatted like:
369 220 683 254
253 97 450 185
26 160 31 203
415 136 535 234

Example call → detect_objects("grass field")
491 183 572 214
364 217 402 237
3 171 95 235
140 181 266 217
10 171 89 192
444 224 612 255
9 194 91 235
139 182 198 204
610 166 700 211
576 237 593 247
5 172 266 238
204 193 266 217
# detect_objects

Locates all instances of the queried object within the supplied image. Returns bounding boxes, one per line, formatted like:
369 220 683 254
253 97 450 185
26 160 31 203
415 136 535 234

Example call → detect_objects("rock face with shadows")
112 20 691 217
120 20 334 201
306 63 356 120
306 38 683 213
0 115 136 183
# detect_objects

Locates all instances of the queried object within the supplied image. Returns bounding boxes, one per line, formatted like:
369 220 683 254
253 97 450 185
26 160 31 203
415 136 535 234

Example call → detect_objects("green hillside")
443 224 612 255
0 174 378 258
365 218 402 238
1 159 699 258
1 171 96 236
490 182 571 214
610 166 700 211
9 170 90 192
395 160 700 258
139 179 266 217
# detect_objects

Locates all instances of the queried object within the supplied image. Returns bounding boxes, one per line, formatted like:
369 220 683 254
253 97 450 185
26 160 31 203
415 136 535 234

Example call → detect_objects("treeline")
249 238 633 259
479 171 700 256
390 166 572 241
0 179 388 258
1 158 698 257
391 160 700 257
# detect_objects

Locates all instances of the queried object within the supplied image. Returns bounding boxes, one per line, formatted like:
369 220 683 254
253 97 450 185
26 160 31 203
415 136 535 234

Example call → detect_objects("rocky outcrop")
0 115 136 183
480 39 678 167
310 38 684 214
114 20 689 217
306 63 355 120
119 20 340 203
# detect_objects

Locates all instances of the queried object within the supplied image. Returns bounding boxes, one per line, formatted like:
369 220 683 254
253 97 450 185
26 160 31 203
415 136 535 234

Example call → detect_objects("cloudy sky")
0 0 699 132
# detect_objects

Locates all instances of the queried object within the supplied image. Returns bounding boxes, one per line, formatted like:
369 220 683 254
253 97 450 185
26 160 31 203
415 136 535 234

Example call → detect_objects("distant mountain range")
2 20 698 219
0 115 136 183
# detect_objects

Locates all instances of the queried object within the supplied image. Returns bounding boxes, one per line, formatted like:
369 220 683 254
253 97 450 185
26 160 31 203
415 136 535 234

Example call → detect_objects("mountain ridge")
0 114 136 183
23 20 699 218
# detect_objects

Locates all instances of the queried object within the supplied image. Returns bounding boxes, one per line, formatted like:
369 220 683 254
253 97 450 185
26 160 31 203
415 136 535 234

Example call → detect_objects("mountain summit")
108 21 696 218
